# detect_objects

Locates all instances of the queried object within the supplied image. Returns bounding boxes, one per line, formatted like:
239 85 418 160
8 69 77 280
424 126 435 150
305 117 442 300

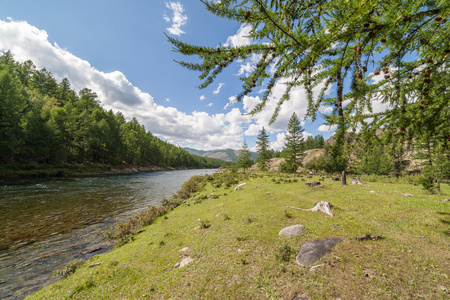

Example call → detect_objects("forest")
0 51 224 173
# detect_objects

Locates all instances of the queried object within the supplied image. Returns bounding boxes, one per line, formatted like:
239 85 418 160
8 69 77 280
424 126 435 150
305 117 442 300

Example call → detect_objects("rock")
351 179 363 185
295 238 342 266
355 234 384 241
180 247 190 252
208 194 221 198
443 198 449 203
79 243 112 256
331 176 340 181
279 225 305 237
369 190 376 193
89 263 102 268
401 193 413 197
179 256 193 268
305 182 321 187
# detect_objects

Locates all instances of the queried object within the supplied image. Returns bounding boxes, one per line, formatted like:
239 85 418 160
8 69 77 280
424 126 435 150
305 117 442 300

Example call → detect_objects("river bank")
0 163 186 179
0 169 217 300
26 172 449 299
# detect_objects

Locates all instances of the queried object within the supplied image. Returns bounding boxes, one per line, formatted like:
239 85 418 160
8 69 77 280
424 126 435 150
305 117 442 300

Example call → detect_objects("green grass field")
28 172 450 299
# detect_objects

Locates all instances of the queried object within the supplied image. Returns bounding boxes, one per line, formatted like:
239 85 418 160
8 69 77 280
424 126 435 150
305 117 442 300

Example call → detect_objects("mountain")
183 147 258 162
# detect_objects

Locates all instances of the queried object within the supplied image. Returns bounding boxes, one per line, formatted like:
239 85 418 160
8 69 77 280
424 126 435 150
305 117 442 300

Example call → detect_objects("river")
0 169 216 299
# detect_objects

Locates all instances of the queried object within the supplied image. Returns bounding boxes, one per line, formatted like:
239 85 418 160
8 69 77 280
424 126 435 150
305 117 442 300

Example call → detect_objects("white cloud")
224 95 237 110
0 19 255 151
213 82 224 94
207 103 213 107
166 98 170 102
200 95 205 101
271 133 286 151
164 2 187 36
224 24 253 48
318 124 337 132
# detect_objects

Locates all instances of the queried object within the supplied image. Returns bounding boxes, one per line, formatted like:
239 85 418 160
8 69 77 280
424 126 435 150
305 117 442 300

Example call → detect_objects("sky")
0 0 343 151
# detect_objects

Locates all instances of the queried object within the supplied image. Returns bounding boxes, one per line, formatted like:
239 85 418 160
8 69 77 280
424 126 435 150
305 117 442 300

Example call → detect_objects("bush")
56 259 84 278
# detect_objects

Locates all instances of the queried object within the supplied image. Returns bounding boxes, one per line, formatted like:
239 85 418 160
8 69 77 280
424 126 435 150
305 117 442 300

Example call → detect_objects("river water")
0 169 216 299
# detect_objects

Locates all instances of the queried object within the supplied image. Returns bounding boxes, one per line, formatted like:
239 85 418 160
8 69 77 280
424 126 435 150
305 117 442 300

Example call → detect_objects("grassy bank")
27 172 449 299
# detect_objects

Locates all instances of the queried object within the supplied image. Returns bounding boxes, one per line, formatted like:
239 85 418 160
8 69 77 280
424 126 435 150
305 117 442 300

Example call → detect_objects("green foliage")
237 141 253 173
170 0 450 174
0 52 223 173
275 245 295 263
256 127 271 171
418 172 436 194
282 113 304 173
56 259 84 279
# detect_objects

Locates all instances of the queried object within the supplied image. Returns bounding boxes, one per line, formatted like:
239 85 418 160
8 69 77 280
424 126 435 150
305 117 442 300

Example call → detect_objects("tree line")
0 51 223 170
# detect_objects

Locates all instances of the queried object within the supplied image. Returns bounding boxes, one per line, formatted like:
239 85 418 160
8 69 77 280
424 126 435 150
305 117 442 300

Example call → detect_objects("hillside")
183 147 258 162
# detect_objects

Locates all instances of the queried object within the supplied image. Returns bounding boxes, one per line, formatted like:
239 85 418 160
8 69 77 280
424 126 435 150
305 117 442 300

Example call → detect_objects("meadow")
28 171 449 299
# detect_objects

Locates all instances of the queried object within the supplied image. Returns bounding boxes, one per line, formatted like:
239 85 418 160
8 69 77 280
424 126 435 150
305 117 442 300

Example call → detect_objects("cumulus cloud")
0 19 256 150
164 2 187 36
213 82 224 94
224 96 237 110
318 124 337 132
199 95 205 101
207 103 213 107
224 24 253 48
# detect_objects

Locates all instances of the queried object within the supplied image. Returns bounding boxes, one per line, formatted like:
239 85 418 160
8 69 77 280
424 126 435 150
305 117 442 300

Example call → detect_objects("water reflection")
0 169 216 299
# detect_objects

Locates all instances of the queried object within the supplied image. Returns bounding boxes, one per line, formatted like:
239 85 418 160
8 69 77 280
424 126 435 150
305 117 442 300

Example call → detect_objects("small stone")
279 225 305 237
369 190 376 193
193 226 201 231
179 256 193 268
180 247 190 252
443 198 449 203
174 262 180 268
402 193 413 197
351 179 363 185
89 263 102 268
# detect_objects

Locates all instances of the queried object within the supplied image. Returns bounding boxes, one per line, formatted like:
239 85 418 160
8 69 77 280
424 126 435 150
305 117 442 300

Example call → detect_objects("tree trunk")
341 171 347 185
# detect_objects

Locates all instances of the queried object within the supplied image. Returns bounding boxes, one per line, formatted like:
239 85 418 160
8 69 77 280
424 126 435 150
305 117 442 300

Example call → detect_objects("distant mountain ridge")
182 147 257 162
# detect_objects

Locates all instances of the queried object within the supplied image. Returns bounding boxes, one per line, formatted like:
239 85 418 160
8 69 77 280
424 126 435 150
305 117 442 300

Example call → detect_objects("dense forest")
0 51 224 171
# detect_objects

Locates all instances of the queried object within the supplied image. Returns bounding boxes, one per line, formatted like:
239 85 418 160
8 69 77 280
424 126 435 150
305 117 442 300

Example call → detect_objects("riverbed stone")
295 238 342 266
279 225 305 237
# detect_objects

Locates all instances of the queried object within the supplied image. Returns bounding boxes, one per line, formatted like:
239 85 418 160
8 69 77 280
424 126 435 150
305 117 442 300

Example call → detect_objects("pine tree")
237 141 253 173
282 112 304 172
256 127 271 171
169 0 450 148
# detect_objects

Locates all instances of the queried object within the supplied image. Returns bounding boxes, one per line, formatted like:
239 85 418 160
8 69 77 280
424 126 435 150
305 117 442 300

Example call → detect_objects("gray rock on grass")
295 238 342 266
279 225 305 237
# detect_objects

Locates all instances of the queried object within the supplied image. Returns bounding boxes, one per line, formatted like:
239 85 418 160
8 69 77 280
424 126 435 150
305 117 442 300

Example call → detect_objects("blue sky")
0 0 341 151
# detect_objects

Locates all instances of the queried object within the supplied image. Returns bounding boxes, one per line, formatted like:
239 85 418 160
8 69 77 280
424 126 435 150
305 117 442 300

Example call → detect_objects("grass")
27 172 450 299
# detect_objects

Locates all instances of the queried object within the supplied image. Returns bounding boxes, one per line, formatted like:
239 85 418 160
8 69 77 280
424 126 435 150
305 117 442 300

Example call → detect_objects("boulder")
295 238 342 266
279 225 305 237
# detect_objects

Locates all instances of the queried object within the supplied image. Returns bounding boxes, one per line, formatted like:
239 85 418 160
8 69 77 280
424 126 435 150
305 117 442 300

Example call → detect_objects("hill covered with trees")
0 51 224 175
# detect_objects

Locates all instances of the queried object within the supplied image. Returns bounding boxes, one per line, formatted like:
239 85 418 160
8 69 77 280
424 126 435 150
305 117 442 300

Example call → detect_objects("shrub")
275 245 295 262
56 259 84 278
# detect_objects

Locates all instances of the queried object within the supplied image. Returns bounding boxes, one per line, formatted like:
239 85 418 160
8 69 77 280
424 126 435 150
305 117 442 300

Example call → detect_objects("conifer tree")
168 0 450 146
256 127 271 171
282 112 304 172
237 141 253 173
